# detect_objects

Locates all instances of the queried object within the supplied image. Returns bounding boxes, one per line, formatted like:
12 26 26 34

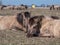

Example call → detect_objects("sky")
1 0 60 6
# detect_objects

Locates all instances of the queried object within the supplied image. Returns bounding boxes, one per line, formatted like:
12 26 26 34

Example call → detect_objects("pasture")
0 8 60 45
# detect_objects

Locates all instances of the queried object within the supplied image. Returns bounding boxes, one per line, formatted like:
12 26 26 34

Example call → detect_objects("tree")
0 0 2 6
40 4 45 7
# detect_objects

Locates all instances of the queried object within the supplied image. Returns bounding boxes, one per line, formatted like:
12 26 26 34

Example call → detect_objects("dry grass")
0 8 60 45
0 30 60 45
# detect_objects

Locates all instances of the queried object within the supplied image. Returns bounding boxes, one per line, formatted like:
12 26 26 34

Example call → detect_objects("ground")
0 8 60 45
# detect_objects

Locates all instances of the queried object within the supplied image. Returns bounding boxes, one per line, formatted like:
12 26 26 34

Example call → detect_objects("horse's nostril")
33 34 39 37
26 33 32 38
26 34 30 37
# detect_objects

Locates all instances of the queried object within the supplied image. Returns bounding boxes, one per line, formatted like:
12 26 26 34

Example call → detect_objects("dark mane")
51 16 60 19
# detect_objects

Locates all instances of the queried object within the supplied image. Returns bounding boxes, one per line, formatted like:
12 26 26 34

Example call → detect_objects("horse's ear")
16 12 23 25
17 13 21 15
24 11 31 18
39 15 44 21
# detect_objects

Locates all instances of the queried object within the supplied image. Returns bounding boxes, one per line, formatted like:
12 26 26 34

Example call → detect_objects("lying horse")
0 11 30 32
26 15 60 38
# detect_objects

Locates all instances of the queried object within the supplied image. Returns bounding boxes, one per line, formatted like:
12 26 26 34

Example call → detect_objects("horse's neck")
41 17 53 26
